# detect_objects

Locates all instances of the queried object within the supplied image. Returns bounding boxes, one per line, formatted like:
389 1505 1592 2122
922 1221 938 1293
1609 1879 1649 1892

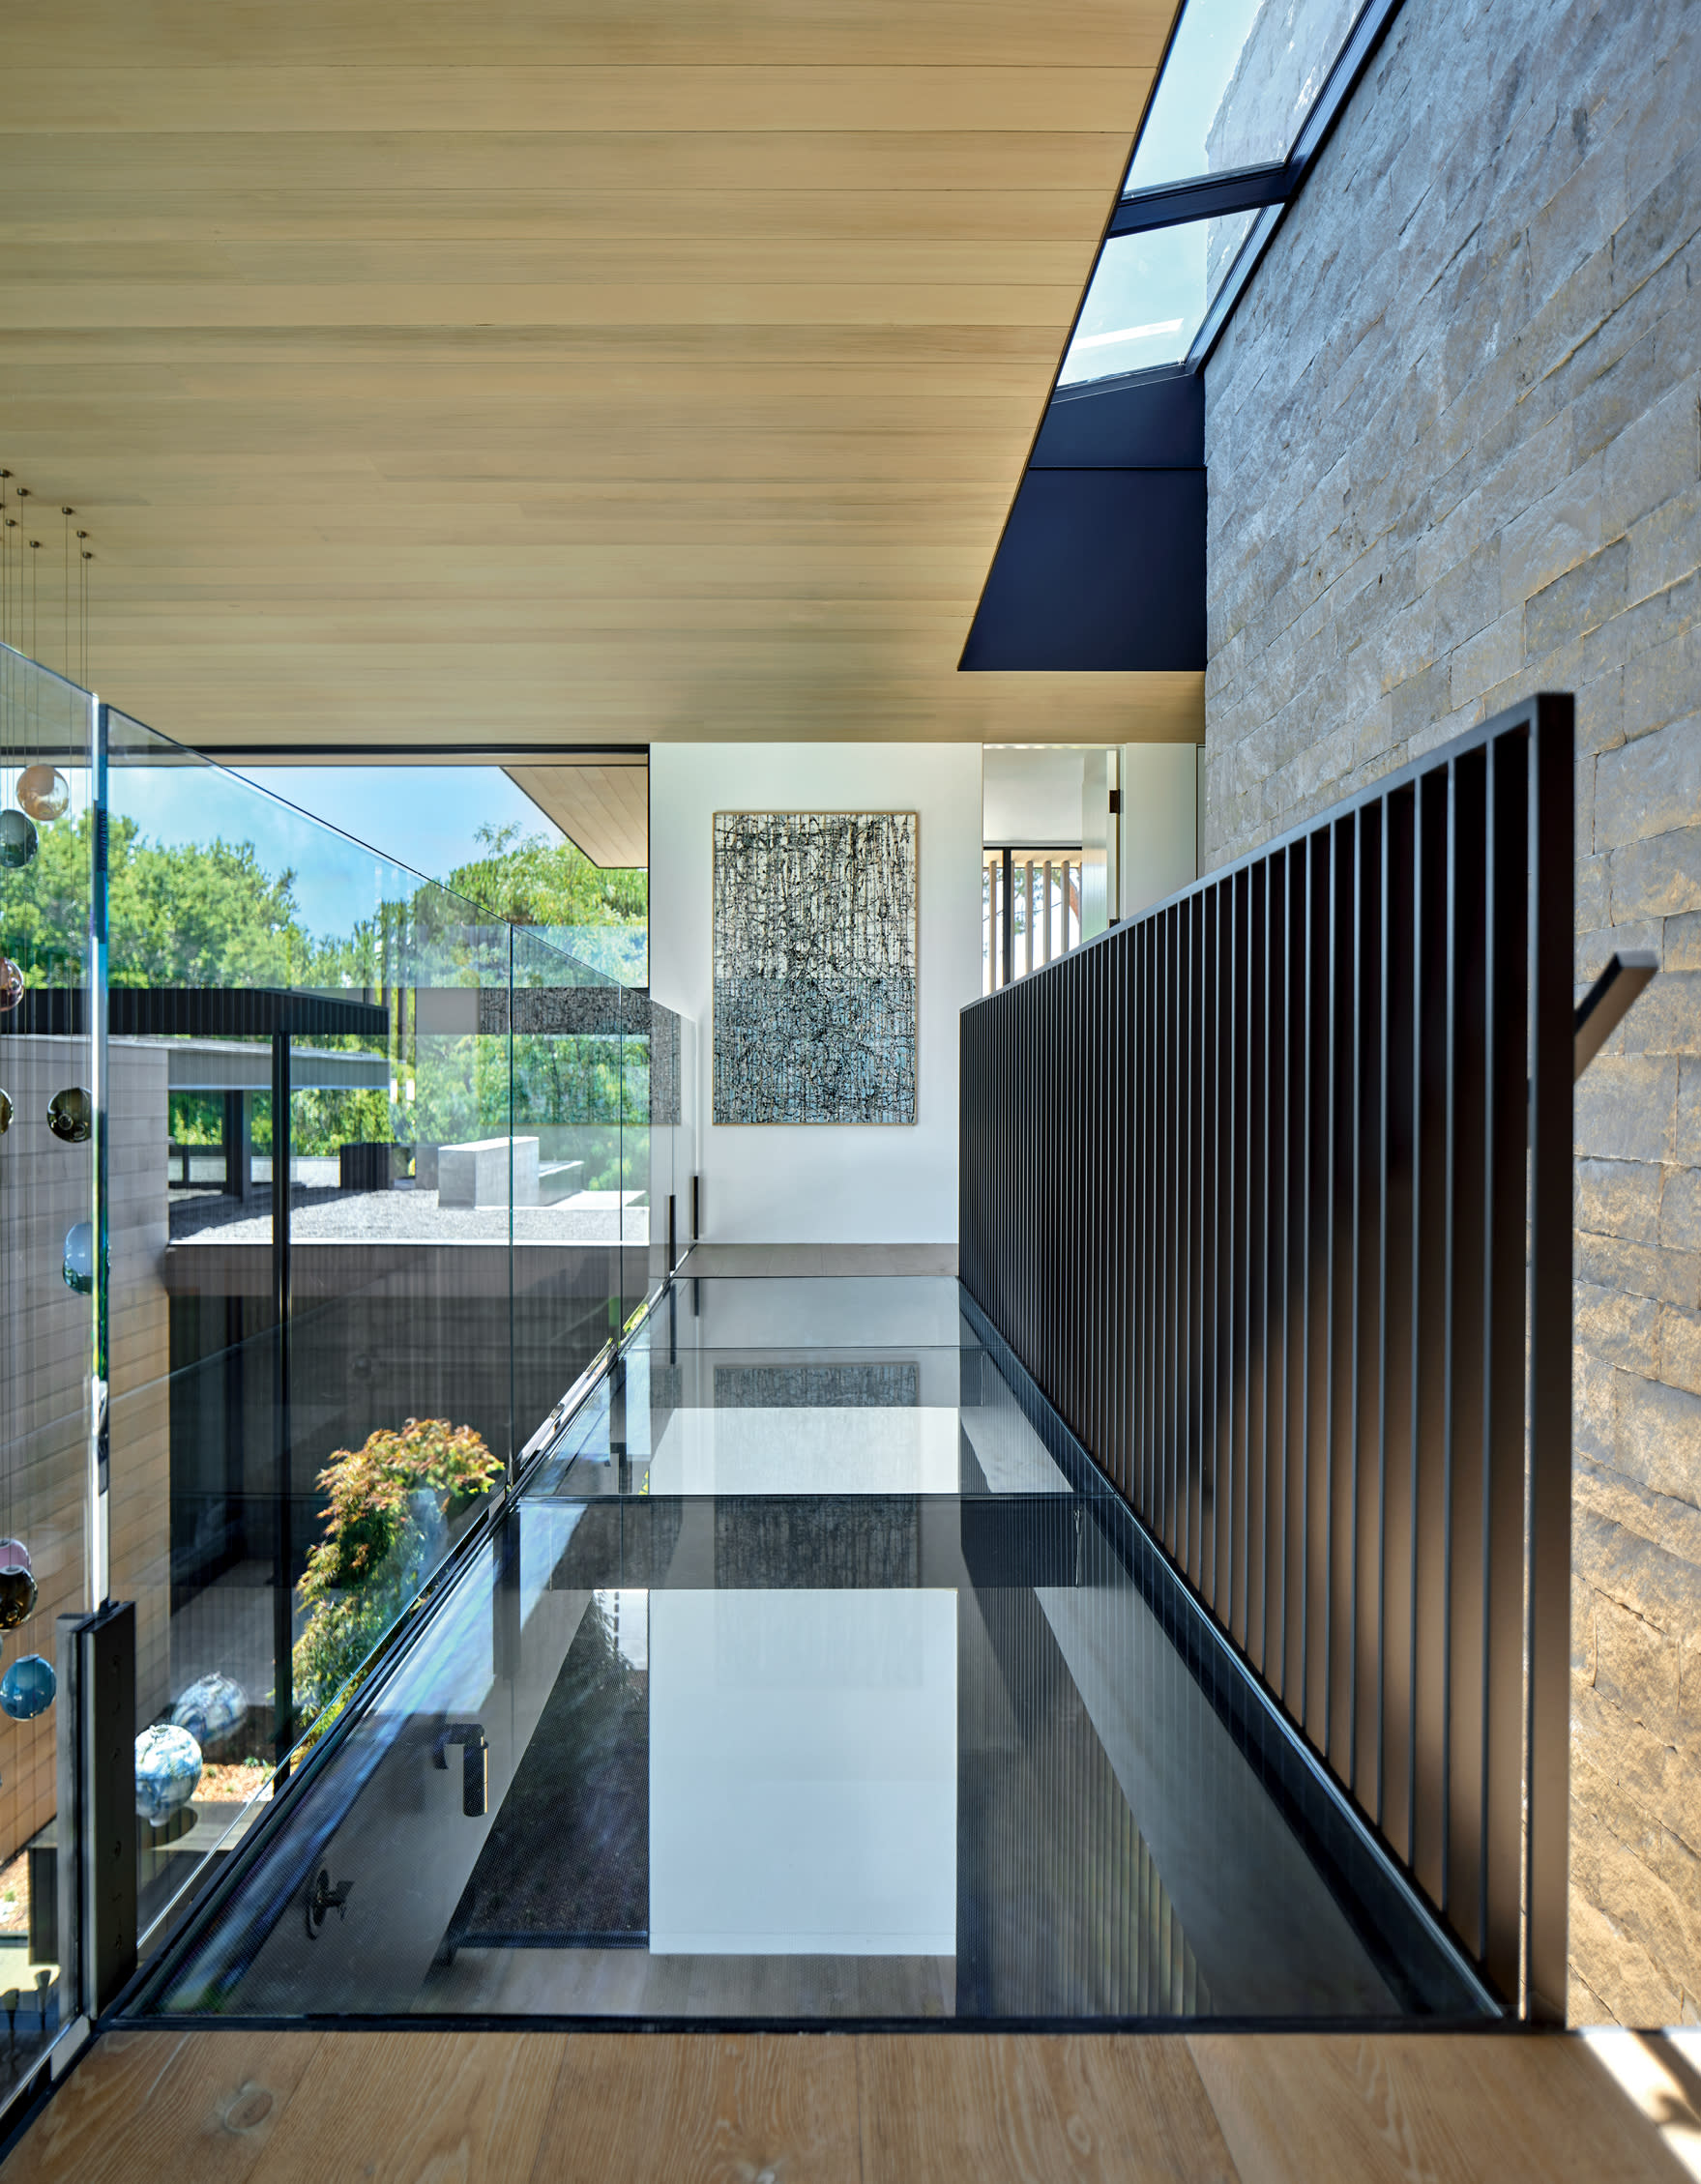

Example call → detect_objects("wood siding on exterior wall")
0 1038 170 1866
1202 0 1701 2025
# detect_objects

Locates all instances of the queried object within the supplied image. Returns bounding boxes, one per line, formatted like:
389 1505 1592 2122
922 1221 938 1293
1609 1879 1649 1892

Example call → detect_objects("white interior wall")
1119 743 1199 919
982 746 1087 846
649 743 982 1244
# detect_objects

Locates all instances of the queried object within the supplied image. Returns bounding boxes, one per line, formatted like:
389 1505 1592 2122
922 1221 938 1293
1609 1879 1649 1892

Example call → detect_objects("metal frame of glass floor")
118 1275 1499 2031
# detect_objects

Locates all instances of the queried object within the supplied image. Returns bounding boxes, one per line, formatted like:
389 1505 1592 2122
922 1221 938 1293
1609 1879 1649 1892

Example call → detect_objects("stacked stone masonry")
1203 0 1701 2022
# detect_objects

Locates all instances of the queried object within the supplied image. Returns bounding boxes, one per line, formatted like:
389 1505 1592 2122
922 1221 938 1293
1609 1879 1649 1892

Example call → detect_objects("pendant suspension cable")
62 508 73 682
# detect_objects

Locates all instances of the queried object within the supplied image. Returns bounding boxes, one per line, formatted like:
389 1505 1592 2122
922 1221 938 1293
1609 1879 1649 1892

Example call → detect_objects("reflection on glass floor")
538 1278 1072 1500
132 1279 1494 2028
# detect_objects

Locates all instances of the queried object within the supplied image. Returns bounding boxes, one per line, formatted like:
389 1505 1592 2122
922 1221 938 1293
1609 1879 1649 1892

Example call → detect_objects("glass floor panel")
130 1280 1495 2027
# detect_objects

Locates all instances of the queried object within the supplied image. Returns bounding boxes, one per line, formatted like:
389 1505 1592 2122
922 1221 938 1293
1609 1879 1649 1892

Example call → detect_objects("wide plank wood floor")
5 2028 1694 2184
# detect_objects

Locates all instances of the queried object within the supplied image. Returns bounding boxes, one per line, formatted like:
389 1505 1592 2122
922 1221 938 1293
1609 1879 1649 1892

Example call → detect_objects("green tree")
445 822 646 932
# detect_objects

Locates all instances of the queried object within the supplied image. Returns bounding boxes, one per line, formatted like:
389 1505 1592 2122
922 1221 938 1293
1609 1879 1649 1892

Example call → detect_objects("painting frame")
711 807 920 1127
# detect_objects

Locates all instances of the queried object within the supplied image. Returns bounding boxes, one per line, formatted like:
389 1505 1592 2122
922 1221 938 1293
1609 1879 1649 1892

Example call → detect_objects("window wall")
0 646 693 2111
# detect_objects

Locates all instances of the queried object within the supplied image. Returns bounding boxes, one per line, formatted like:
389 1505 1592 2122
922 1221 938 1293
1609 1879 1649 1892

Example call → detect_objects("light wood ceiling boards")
507 760 648 867
0 2 1200 750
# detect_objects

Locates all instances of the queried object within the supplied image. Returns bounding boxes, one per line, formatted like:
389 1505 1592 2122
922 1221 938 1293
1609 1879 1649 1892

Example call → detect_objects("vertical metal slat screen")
958 696 1572 2020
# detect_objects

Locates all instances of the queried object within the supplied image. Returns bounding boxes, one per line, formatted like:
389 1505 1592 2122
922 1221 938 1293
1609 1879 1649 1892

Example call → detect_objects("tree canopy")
445 823 645 934
0 812 645 990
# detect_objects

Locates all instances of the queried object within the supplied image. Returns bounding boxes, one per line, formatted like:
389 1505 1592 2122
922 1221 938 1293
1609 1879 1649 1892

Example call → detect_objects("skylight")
1055 0 1393 390
1126 0 1363 192
1058 215 1257 386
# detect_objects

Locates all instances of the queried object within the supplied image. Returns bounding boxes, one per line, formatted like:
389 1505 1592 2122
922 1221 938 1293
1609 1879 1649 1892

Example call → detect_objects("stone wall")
1202 0 1701 2023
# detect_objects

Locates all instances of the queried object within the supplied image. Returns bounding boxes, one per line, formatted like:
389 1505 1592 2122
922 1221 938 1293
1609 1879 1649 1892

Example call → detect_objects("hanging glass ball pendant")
0 1567 35 1631
62 1222 94 1296
0 1091 12 1135
0 962 21 1013
0 1540 32 1574
0 811 37 869
0 1657 54 1721
16 765 70 822
46 1088 92 1144
135 1724 202 1824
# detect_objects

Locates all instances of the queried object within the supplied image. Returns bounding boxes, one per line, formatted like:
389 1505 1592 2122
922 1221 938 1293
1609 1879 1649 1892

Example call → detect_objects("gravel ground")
169 1184 648 1247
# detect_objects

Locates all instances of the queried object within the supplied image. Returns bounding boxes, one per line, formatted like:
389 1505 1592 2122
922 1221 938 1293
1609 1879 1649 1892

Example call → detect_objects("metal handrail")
960 693 1582 2021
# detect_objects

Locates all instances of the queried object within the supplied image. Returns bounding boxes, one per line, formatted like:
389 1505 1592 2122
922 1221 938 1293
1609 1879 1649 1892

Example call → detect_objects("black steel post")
271 1029 294 1764
55 1602 136 2020
1525 694 1574 2024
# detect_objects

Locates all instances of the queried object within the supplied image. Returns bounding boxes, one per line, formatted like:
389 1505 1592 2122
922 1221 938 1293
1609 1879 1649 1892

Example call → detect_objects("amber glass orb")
16 766 70 822
0 1568 35 1631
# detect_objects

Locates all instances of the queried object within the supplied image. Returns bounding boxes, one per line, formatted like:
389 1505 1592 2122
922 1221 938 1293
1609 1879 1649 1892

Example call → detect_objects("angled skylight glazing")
1056 0 1389 389
1126 0 1363 191
1058 213 1257 386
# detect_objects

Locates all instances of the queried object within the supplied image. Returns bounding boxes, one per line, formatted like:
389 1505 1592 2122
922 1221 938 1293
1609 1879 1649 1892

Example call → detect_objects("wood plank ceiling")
0 2 1198 752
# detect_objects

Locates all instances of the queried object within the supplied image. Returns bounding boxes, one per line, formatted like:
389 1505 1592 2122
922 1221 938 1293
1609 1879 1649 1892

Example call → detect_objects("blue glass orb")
16 766 69 823
0 811 37 869
170 1672 247 1754
62 1222 94 1296
135 1723 202 1824
0 1656 54 1721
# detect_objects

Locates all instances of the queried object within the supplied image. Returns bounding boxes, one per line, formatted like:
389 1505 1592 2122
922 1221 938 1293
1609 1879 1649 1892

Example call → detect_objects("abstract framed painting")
712 810 918 1125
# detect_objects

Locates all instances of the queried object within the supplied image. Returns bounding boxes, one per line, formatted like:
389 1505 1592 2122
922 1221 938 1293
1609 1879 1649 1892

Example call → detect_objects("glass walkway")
125 1275 1493 2029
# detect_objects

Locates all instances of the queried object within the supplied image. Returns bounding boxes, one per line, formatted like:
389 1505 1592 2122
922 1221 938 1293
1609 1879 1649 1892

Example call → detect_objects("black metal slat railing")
959 695 1574 2020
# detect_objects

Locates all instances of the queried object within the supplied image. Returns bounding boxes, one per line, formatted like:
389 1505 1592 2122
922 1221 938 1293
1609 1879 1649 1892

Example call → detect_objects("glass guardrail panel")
0 667 689 2042
95 708 626 1954
510 920 627 1429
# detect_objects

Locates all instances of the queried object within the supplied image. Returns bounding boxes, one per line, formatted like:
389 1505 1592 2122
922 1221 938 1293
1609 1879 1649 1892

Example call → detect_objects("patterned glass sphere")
16 766 69 823
0 1540 31 1575
169 1672 247 1755
46 1088 92 1145
135 1723 202 1825
62 1222 94 1296
0 961 21 1013
0 811 37 869
0 1656 54 1722
0 1090 11 1135
0 1567 35 1632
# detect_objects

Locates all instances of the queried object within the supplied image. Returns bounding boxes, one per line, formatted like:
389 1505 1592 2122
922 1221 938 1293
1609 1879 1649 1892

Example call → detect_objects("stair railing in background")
960 694 1574 2022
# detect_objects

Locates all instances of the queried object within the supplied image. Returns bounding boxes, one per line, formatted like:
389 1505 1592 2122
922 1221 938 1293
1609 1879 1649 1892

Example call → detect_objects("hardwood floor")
5 2027 1693 2184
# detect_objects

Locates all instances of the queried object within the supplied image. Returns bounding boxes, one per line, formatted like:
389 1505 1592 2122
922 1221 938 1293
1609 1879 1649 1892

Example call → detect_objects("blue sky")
110 762 566 943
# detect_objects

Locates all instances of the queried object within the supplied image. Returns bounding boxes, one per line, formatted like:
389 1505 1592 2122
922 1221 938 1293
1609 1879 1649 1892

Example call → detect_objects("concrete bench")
539 1159 585 1205
437 1135 540 1208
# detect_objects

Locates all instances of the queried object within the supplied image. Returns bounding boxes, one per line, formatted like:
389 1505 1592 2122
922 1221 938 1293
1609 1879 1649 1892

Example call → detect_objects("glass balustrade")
0 645 690 2110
